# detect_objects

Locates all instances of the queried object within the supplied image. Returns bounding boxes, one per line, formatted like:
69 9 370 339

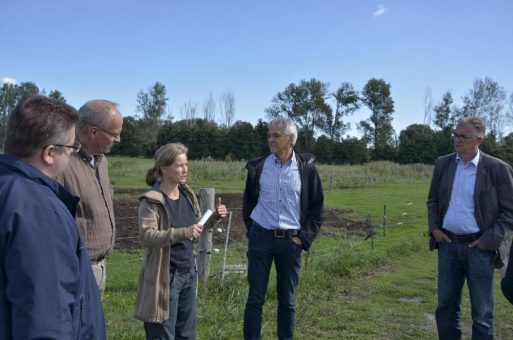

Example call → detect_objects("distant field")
109 156 433 193
105 158 513 339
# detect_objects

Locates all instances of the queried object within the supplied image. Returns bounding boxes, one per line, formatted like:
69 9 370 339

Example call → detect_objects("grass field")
105 159 513 339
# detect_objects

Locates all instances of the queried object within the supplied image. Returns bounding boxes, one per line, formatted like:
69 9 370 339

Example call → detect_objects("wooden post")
197 188 215 283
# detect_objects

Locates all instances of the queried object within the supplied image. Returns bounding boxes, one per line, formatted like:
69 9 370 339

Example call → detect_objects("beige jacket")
55 150 116 261
134 184 202 323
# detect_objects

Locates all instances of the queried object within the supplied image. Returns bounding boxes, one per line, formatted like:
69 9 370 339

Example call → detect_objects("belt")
271 229 299 237
171 266 195 274
254 223 299 237
442 229 481 243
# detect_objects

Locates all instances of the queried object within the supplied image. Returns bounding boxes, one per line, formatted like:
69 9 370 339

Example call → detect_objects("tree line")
2 77 513 165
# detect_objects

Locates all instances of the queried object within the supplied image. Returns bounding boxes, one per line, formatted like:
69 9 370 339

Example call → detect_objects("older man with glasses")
56 99 123 297
427 116 513 339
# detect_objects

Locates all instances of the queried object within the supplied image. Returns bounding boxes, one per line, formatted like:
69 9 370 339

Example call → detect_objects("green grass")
109 157 433 193
109 156 247 192
103 252 144 339
104 158 513 339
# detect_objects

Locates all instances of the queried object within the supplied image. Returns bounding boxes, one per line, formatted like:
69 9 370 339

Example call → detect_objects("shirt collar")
78 147 101 167
456 150 480 167
271 151 296 166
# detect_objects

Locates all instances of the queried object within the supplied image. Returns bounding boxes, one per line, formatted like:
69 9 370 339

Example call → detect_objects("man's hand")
468 239 486 250
292 237 302 247
432 229 451 242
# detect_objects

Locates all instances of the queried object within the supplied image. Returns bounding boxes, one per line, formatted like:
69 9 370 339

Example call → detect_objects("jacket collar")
140 183 196 205
77 147 104 167
0 154 79 215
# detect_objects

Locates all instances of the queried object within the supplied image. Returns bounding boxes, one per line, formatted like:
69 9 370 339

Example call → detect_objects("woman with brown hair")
134 142 227 339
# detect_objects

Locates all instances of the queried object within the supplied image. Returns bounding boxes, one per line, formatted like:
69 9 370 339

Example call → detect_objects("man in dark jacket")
0 96 105 339
242 116 324 340
427 116 513 339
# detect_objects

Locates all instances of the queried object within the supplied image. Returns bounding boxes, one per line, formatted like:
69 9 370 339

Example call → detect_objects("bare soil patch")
114 189 371 251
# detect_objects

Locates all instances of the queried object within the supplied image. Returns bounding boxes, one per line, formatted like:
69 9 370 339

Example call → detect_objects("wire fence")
113 201 423 280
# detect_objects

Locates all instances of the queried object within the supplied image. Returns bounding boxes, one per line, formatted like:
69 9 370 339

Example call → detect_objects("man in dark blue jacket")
242 116 324 340
0 96 106 339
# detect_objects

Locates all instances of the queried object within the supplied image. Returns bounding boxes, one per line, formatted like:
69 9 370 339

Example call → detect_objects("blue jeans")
144 270 197 340
243 224 303 340
436 240 495 340
501 241 513 304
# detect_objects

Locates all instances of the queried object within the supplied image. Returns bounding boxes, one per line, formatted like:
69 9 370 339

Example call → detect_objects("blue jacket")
0 154 106 339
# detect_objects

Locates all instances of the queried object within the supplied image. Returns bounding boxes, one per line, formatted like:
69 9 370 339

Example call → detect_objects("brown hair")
3 95 77 158
145 143 188 186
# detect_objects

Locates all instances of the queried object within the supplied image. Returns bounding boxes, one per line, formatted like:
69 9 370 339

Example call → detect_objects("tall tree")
266 78 331 149
202 92 216 122
135 81 168 151
433 91 455 131
423 87 433 126
358 78 395 159
179 101 199 125
326 82 359 142
136 81 168 125
48 89 66 102
219 90 236 128
432 91 457 156
0 81 39 147
461 77 506 137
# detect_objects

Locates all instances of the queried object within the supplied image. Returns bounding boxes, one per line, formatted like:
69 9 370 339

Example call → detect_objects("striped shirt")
443 151 481 234
250 152 301 230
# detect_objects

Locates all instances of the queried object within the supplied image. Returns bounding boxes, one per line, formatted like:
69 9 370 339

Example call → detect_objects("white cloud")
1 77 18 85
373 4 388 18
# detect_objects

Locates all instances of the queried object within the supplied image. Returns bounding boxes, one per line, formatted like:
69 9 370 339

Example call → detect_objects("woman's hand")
185 223 203 239
214 197 228 219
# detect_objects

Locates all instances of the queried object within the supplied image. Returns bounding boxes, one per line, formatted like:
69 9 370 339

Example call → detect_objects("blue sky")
1 0 512 137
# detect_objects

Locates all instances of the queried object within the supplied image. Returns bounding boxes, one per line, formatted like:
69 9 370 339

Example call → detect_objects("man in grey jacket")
427 116 513 339
56 100 123 296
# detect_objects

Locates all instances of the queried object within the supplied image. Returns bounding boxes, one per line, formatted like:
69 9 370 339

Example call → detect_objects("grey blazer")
427 151 513 267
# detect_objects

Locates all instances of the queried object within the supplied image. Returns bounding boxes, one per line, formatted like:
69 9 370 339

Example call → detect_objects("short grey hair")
457 116 486 138
269 116 298 145
77 100 119 132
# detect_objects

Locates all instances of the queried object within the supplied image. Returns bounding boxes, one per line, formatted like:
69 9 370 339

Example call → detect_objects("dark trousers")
501 241 513 304
144 270 197 340
243 224 302 340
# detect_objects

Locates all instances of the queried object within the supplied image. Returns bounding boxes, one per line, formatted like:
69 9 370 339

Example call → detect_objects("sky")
1 0 513 137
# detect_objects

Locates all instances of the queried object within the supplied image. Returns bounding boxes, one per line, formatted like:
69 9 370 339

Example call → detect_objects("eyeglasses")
267 133 289 139
452 132 478 141
54 140 82 153
91 124 121 140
